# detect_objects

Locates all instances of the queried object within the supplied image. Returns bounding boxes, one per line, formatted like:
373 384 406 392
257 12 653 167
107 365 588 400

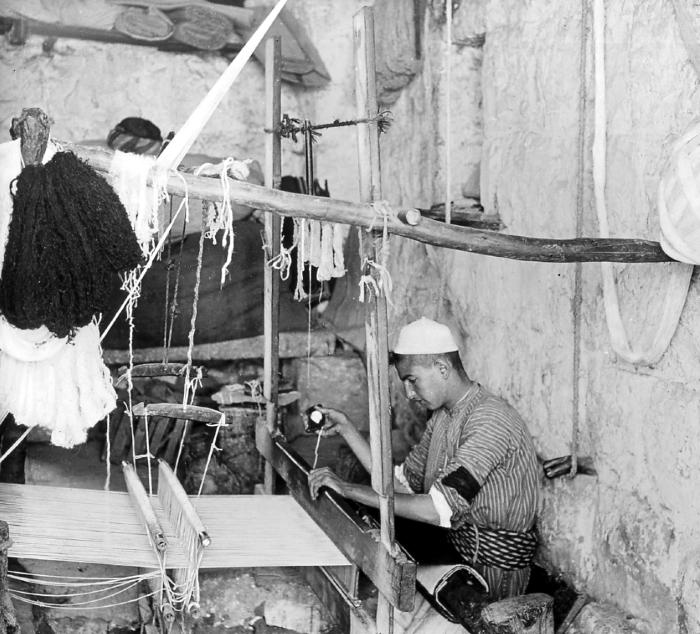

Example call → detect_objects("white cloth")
394 464 453 530
0 139 116 448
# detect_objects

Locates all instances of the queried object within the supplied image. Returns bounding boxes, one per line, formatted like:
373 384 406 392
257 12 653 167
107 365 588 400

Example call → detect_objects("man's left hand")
308 467 349 500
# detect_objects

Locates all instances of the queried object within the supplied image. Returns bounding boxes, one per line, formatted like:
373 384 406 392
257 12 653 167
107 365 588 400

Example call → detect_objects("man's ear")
434 358 450 378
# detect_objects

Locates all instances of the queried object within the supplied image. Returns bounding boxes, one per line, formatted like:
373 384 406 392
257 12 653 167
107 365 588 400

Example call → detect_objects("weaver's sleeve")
400 415 437 494
431 403 514 528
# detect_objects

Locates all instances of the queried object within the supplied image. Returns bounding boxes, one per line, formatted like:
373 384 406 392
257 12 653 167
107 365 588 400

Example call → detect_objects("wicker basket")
114 6 174 42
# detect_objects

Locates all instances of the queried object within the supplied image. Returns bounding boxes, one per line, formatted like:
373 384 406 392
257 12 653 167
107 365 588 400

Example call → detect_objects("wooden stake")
263 36 282 495
354 7 399 632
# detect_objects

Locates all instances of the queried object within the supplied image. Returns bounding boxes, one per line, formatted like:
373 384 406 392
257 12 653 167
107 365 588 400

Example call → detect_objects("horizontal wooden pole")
65 142 673 263
132 402 223 424
103 331 336 364
255 423 416 612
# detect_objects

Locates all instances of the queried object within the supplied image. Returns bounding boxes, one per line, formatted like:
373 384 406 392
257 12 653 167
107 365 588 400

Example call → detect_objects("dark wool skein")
0 151 143 337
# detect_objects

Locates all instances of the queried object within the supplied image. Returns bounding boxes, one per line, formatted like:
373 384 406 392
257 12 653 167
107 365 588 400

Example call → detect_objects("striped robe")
400 383 541 600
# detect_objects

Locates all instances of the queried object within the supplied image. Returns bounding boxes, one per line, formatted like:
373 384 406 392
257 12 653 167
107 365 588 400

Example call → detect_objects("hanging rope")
592 0 693 367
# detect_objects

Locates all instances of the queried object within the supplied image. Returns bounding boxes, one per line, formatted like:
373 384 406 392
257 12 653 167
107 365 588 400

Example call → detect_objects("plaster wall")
382 1 700 631
0 0 367 202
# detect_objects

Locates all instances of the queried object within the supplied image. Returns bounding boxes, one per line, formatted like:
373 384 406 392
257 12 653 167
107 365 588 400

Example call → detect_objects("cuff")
394 464 414 493
428 485 453 528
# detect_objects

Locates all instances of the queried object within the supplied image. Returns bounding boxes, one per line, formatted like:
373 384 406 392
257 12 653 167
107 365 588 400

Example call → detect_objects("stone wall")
382 1 700 632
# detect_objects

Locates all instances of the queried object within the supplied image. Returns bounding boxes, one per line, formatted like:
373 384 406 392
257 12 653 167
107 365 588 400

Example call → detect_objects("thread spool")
303 405 326 433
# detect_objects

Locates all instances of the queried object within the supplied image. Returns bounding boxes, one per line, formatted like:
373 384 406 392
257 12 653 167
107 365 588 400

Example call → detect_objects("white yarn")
0 321 116 448
592 0 693 366
108 150 163 255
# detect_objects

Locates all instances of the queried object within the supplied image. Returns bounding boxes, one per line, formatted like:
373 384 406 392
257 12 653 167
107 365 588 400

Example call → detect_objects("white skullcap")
393 317 459 355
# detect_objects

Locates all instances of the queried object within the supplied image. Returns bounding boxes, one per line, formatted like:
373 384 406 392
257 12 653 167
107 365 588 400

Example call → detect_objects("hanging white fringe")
294 218 308 300
108 150 168 255
316 222 334 281
195 158 253 286
309 219 322 268
332 223 346 277
592 0 692 366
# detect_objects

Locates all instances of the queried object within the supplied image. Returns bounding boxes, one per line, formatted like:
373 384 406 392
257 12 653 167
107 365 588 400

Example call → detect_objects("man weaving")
308 317 541 626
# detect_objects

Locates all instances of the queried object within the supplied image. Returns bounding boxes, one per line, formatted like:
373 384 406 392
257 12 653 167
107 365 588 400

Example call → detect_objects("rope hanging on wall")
592 0 693 367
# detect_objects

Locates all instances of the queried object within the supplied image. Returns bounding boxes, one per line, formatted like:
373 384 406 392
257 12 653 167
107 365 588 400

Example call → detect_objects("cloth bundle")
0 150 142 338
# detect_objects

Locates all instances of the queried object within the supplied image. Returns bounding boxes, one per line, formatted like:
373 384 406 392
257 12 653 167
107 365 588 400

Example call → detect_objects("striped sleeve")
449 404 514 485
432 403 515 527
401 415 437 494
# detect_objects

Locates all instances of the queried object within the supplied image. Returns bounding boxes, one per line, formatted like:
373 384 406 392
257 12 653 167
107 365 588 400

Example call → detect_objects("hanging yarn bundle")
0 151 143 338
0 138 120 449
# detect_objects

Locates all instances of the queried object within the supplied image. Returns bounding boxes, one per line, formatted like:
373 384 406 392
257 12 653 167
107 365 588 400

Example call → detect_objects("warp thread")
0 152 142 338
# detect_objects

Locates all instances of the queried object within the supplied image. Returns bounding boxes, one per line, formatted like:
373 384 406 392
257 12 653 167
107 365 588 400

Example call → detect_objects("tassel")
316 222 334 281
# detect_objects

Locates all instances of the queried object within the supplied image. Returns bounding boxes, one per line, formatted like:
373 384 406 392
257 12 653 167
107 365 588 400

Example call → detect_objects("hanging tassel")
316 222 334 281
294 218 307 301
331 223 345 277
108 150 162 254
308 219 322 268
0 151 142 337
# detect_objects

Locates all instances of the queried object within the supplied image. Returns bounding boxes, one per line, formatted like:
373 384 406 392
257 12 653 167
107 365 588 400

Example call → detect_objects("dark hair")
390 351 467 376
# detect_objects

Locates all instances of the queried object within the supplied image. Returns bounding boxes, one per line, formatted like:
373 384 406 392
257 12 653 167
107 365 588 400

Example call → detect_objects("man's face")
395 356 446 411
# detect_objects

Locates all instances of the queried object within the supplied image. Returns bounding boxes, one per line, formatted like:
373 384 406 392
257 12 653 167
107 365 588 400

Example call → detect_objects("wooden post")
263 36 283 495
0 521 17 634
354 7 399 632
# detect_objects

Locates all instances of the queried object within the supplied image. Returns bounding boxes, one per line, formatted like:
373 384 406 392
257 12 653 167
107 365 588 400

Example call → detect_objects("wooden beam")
131 402 223 424
263 36 283 495
103 330 336 364
255 423 417 612
63 141 673 263
354 7 396 632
